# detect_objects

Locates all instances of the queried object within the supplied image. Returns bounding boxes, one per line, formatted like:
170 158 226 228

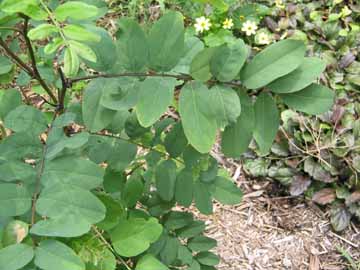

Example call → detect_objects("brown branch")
57 67 68 113
22 17 58 103
0 38 34 75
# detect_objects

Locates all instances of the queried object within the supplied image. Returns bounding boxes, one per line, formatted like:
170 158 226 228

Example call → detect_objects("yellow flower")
258 32 271 45
222 18 234 30
241 20 258 36
275 0 285 9
194 16 212 33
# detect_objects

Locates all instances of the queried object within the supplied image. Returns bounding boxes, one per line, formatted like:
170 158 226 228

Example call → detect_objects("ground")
200 172 360 270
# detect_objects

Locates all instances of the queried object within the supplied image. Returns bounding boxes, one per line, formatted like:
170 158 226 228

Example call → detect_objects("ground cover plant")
0 0 345 269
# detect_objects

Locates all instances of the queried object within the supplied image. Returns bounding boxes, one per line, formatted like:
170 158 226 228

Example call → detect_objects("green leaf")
55 1 99 21
27 24 58 40
100 78 140 111
35 184 105 236
155 160 177 201
63 47 80 77
106 139 138 172
0 244 34 270
41 157 104 189
190 47 217 82
210 39 247 82
280 83 334 115
210 176 243 205
0 161 36 183
111 217 163 257
69 40 97 62
116 18 148 72
0 0 47 20
172 36 204 74
179 82 217 153
175 169 193 207
44 38 64 55
148 11 185 71
63 25 101 42
209 85 241 128
136 254 169 270
0 56 13 75
122 175 144 208
0 89 21 120
188 236 217 252
160 236 180 265
0 184 31 216
195 252 220 266
83 26 117 72
194 182 213 215
268 57 326 93
164 122 188 158
253 92 279 155
221 91 254 158
136 77 180 127
4 105 47 135
35 240 85 270
177 220 205 239
241 39 306 89
2 220 29 247
164 211 193 230
82 78 116 132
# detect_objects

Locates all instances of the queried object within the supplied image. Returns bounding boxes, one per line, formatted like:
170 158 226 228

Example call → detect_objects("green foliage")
0 1 338 269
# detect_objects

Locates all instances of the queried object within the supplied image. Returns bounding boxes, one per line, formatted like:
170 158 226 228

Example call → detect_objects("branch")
0 38 33 75
57 67 68 113
22 16 58 103
70 72 192 84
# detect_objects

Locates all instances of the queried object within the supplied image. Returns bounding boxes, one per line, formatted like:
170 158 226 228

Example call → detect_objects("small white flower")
241 20 258 36
258 32 271 45
222 18 234 30
194 16 212 33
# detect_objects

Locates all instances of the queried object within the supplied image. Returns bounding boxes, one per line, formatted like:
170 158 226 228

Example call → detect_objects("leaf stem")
92 226 132 270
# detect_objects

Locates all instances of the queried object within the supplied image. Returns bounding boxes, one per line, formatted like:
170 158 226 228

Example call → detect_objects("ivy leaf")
116 18 148 72
111 218 163 257
221 91 254 158
194 182 213 215
280 84 334 115
188 236 217 252
268 58 326 93
210 176 243 205
0 244 34 270
82 78 117 132
148 11 185 71
4 105 48 135
55 1 99 21
175 169 194 207
253 93 279 155
209 85 241 128
210 39 247 82
136 77 180 127
136 254 169 270
0 184 31 216
190 47 217 82
241 39 306 89
41 157 104 189
155 160 177 201
34 240 85 270
179 82 217 153
0 89 22 120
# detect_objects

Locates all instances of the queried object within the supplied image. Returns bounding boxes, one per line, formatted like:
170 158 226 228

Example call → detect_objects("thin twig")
92 226 132 270
57 67 68 113
22 16 58 103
